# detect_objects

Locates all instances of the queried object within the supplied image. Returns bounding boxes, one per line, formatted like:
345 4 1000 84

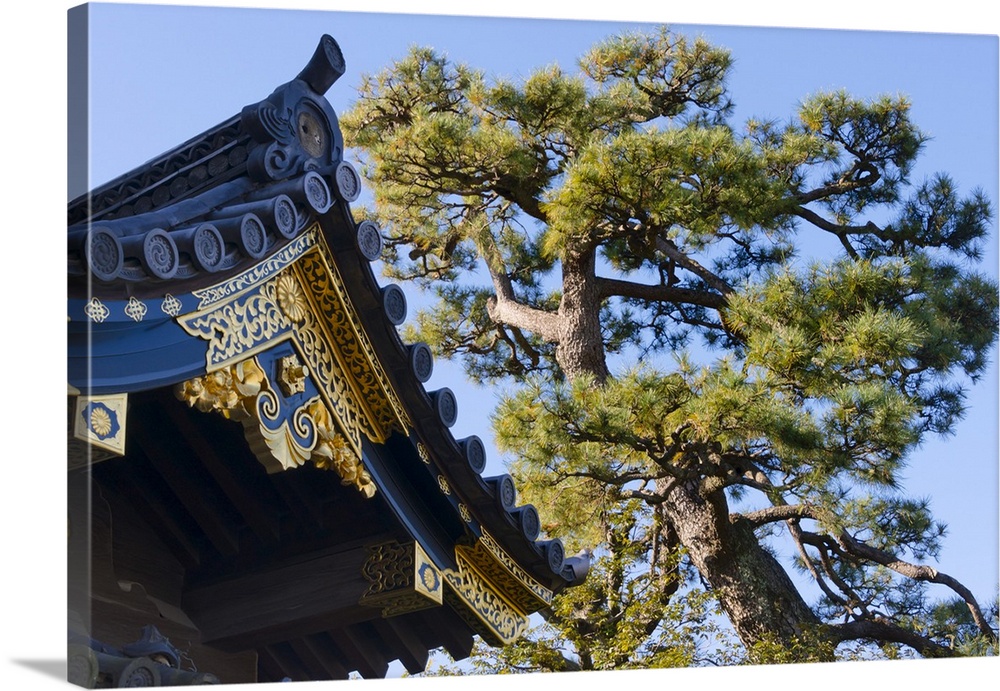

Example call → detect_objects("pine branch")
654 236 733 295
835 531 998 643
471 223 563 343
596 276 727 309
830 619 957 658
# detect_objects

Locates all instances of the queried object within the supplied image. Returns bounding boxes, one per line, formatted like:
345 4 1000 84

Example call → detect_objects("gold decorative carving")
458 504 472 523
417 443 431 465
458 531 554 612
73 393 128 458
277 355 309 397
297 239 411 439
175 357 375 497
275 274 308 323
124 296 148 322
442 549 528 646
85 297 110 323
360 541 443 617
160 294 182 317
357 537 548 644
307 401 376 498
191 232 316 309
437 476 451 495
175 358 264 418
178 225 410 458
180 279 293 370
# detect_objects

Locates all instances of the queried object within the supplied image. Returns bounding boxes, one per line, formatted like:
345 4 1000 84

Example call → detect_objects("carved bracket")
71 393 129 464
178 225 410 456
360 541 444 617
441 548 529 647
175 354 375 497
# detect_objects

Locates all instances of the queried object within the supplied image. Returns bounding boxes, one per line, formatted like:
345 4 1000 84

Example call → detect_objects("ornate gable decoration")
175 223 409 490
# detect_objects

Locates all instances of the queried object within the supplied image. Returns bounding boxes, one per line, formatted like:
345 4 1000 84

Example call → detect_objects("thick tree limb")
836 531 998 643
471 223 564 343
830 619 956 658
743 502 996 644
742 504 818 527
654 236 733 295
486 295 562 344
596 276 727 309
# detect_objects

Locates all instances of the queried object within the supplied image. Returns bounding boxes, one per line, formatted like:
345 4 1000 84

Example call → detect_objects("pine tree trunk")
553 247 822 656
557 249 610 382
659 476 824 653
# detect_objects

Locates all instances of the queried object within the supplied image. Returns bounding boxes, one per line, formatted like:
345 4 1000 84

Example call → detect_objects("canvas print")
66 2 998 687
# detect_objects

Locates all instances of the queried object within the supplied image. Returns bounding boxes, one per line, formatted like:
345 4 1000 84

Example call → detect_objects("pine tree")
342 27 999 667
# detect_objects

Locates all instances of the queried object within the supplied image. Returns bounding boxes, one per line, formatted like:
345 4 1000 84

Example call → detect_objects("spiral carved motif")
263 142 293 180
334 161 362 202
86 228 123 282
193 224 225 271
142 230 179 280
119 658 161 687
462 435 487 474
356 220 383 261
241 214 268 259
274 195 298 238
516 505 541 541
303 172 332 213
382 284 407 325
494 474 517 510
433 388 458 428
543 539 565 573
409 342 434 383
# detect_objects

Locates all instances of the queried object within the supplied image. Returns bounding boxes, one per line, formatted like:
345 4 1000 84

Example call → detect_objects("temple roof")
68 34 586 682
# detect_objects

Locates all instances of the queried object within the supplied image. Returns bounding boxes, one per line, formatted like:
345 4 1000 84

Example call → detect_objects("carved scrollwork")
191 230 315 309
241 84 341 184
297 236 411 439
177 223 411 488
442 550 529 646
360 541 443 616
457 531 553 613
175 356 375 496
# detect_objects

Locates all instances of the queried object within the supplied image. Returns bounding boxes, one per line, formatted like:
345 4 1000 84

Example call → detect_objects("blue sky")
4 1 999 689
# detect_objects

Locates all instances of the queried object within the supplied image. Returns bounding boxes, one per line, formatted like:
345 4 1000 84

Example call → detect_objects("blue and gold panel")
73 393 128 457
360 541 445 617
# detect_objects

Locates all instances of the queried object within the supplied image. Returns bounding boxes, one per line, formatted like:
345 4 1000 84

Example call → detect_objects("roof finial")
296 34 346 95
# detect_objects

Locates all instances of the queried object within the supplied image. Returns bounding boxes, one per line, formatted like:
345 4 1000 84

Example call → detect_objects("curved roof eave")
68 34 583 599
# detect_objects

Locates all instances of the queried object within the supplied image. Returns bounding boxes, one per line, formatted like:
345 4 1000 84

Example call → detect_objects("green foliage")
344 25 999 672
745 627 839 665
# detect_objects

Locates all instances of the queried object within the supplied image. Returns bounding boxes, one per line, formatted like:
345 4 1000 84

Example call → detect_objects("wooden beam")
328 625 389 679
94 458 203 569
182 539 393 650
287 638 345 681
261 643 311 683
421 606 475 662
373 617 430 674
160 396 282 544
131 418 242 557
269 471 327 536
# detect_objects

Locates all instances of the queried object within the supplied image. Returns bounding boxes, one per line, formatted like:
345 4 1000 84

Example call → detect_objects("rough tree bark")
659 476 824 653
530 250 823 653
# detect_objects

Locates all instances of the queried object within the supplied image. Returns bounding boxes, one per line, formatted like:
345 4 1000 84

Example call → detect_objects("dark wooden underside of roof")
78 387 477 682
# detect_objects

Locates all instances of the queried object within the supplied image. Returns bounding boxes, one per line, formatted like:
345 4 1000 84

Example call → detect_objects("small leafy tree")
342 27 999 668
